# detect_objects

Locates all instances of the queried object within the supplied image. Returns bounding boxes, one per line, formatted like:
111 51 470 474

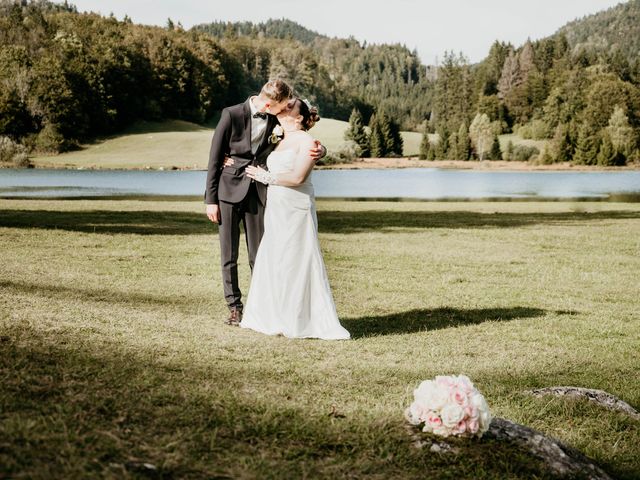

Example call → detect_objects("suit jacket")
204 98 279 206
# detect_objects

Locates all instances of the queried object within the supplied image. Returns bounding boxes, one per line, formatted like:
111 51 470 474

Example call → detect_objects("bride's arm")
246 137 317 187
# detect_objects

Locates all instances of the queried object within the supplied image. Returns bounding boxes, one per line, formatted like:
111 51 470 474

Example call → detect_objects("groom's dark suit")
205 98 279 310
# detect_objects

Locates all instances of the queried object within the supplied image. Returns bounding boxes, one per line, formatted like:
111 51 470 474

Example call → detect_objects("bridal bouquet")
405 375 492 438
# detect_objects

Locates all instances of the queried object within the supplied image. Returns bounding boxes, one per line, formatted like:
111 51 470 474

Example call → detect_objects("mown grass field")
30 119 438 170
1 199 639 479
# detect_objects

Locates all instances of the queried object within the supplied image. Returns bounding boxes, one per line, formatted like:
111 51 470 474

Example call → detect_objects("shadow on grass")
0 279 210 312
316 209 640 233
1 208 639 236
343 307 547 338
0 209 214 235
0 324 555 479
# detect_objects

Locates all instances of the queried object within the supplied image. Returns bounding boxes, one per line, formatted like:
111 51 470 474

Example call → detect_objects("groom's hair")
260 79 293 103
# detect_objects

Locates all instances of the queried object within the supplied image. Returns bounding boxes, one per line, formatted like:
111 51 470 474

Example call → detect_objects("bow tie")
253 112 268 119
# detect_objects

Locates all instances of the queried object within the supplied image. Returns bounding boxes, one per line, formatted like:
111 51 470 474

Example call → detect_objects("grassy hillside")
1 198 639 478
31 119 424 169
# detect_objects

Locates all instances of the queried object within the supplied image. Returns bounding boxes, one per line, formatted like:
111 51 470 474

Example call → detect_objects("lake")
1 168 639 200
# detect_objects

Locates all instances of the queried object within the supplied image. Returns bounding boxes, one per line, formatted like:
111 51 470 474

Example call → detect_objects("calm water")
1 168 639 200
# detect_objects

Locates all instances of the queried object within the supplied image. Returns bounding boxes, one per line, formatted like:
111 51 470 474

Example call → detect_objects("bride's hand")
245 165 261 180
246 165 278 185
223 156 234 167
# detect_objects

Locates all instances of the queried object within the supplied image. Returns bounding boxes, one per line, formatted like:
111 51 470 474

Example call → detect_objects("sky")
67 0 626 64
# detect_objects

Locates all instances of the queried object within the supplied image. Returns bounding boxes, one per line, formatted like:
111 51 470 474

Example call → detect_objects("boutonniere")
269 125 284 144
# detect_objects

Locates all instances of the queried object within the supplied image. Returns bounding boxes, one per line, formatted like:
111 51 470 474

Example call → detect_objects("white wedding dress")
241 149 350 340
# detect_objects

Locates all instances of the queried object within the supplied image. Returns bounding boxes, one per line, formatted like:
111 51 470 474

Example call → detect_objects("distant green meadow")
31 118 424 170
1 198 638 478
30 118 501 170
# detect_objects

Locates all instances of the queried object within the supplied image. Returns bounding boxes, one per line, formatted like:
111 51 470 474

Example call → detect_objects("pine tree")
504 140 514 161
573 123 600 165
434 126 449 160
489 134 502 160
427 142 437 160
551 123 572 163
597 132 626 166
419 131 431 160
539 144 554 165
386 114 404 156
379 112 393 157
345 108 370 157
456 122 471 161
448 131 459 159
497 48 520 100
369 114 384 157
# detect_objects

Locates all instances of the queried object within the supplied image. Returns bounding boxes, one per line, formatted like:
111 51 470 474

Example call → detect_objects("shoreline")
4 157 640 172
317 158 640 171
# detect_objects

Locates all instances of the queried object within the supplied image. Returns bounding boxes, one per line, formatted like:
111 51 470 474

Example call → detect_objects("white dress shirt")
249 97 268 155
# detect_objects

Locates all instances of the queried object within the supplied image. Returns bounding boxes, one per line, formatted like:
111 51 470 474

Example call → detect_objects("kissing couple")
204 79 350 340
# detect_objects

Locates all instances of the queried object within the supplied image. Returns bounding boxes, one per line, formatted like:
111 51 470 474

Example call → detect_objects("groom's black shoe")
225 307 242 326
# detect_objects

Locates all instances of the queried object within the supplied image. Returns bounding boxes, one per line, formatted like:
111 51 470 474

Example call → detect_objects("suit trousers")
218 182 265 310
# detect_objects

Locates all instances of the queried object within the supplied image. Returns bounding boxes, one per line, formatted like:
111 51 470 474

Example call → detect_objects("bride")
240 98 350 340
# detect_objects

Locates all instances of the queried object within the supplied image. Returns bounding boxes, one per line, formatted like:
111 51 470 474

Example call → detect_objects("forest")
1 0 639 165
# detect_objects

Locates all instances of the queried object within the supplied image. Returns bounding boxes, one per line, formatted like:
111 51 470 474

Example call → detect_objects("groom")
205 79 325 326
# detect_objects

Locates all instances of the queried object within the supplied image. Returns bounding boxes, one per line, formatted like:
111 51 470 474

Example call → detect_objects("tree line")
1 0 640 166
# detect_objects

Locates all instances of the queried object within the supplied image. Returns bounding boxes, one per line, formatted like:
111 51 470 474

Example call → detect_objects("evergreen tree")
368 114 384 157
434 126 449 160
504 140 514 161
419 131 431 160
596 132 623 166
392 120 404 156
456 121 471 160
427 145 437 160
385 113 404 156
551 123 573 163
448 131 459 159
489 134 502 160
497 48 520 100
345 108 370 157
573 122 600 165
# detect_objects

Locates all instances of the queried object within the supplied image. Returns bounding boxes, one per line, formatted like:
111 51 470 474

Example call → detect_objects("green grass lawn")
31 119 423 169
1 199 639 478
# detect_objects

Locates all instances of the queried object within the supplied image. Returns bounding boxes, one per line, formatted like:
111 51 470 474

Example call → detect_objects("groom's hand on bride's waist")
206 204 221 224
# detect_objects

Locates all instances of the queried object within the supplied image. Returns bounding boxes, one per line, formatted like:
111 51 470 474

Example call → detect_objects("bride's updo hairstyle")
288 98 320 131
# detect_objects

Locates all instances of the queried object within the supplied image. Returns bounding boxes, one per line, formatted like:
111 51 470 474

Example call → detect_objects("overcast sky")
67 0 626 64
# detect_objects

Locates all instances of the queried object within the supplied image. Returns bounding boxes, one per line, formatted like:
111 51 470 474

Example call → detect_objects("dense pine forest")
1 0 639 165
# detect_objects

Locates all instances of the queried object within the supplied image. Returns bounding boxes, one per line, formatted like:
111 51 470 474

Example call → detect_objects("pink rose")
426 412 442 428
465 405 479 420
450 387 469 407
453 420 467 435
467 418 480 434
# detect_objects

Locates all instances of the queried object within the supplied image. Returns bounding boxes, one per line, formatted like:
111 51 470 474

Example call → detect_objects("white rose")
455 374 475 393
415 381 450 411
470 393 492 430
405 402 425 425
440 404 465 428
479 409 492 431
273 125 284 136
432 424 451 437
